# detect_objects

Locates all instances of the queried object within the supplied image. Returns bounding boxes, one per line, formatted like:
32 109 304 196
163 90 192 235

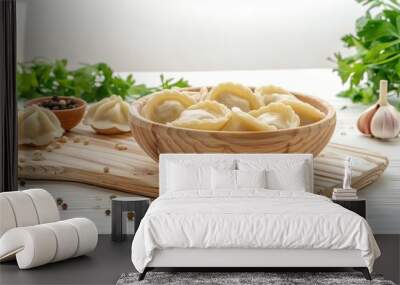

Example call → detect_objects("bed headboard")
159 153 314 195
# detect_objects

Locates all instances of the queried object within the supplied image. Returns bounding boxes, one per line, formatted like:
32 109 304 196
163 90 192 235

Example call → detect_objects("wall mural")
16 59 389 200
13 0 400 239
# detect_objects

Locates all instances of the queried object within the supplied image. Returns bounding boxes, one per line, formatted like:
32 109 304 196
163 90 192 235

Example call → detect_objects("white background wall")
17 0 364 71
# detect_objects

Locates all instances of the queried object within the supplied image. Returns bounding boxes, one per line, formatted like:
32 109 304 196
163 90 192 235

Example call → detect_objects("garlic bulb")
357 80 400 139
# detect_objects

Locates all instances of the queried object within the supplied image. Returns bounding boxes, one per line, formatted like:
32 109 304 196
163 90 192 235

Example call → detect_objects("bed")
131 154 380 281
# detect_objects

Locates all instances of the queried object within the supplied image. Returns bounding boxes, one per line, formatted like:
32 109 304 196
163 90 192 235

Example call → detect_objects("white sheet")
131 190 380 273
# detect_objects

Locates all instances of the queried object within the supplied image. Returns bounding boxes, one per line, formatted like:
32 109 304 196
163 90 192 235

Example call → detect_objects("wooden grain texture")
18 125 388 198
129 90 337 161
314 143 388 196
18 124 159 197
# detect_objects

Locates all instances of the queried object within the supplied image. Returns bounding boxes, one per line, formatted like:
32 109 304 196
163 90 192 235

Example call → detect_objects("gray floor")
0 235 134 285
0 235 399 285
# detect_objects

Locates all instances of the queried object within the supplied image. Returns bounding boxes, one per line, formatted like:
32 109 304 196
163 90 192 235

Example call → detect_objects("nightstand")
332 199 366 218
111 197 150 242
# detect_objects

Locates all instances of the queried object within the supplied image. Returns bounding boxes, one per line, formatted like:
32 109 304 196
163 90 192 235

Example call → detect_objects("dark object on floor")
138 269 148 281
117 271 395 285
112 197 150 242
138 268 152 281
354 267 372 280
333 199 366 218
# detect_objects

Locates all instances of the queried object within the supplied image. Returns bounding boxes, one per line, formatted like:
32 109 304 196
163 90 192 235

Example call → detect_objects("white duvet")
131 190 380 273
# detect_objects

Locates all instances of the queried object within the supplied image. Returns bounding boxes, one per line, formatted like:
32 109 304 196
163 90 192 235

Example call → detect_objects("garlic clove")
370 104 400 139
356 80 400 139
357 104 379 135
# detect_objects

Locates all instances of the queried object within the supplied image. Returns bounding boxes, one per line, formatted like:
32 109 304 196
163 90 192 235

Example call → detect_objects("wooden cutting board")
18 124 388 198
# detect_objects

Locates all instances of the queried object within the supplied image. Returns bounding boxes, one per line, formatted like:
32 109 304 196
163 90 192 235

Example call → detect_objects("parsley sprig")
333 0 400 108
16 59 190 102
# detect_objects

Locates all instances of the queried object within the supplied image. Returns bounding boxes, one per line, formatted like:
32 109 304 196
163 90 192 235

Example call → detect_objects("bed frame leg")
138 268 148 281
354 267 371 280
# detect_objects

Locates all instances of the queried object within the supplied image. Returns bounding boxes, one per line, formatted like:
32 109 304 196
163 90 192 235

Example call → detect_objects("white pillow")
167 163 212 192
211 168 237 190
211 169 267 191
236 169 267 189
266 162 308 191
238 159 310 192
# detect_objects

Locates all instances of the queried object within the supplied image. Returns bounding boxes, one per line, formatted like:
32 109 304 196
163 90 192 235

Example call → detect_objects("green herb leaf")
358 19 399 42
334 0 400 109
16 59 190 103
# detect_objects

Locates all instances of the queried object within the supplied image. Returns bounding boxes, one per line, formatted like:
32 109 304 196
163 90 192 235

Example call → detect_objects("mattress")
131 190 380 273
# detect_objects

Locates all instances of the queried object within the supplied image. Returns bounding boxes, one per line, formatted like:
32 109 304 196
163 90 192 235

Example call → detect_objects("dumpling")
195 87 209 102
255 85 297 105
255 85 292 96
141 90 195 124
249 102 300 129
223 107 277 132
84 95 130 134
207 82 262 112
170 100 231 131
279 99 325 123
255 85 325 123
198 86 209 102
18 105 64 146
181 87 209 103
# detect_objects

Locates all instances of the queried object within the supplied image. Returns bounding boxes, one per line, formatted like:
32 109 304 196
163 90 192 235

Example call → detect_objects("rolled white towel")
0 218 98 269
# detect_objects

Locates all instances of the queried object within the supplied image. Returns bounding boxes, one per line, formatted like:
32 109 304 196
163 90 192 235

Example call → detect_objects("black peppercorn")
39 97 79 111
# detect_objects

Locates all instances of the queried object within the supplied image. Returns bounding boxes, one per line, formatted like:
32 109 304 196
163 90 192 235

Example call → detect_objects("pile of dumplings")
18 82 326 147
141 82 325 132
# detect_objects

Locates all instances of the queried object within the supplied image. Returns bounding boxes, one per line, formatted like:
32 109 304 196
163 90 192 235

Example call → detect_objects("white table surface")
130 68 400 234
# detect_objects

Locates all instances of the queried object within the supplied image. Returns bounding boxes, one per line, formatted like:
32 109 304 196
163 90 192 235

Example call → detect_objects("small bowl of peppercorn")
26 96 87 131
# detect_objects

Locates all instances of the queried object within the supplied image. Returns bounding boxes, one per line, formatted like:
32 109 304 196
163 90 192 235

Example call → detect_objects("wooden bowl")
128 88 336 161
26 96 86 131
